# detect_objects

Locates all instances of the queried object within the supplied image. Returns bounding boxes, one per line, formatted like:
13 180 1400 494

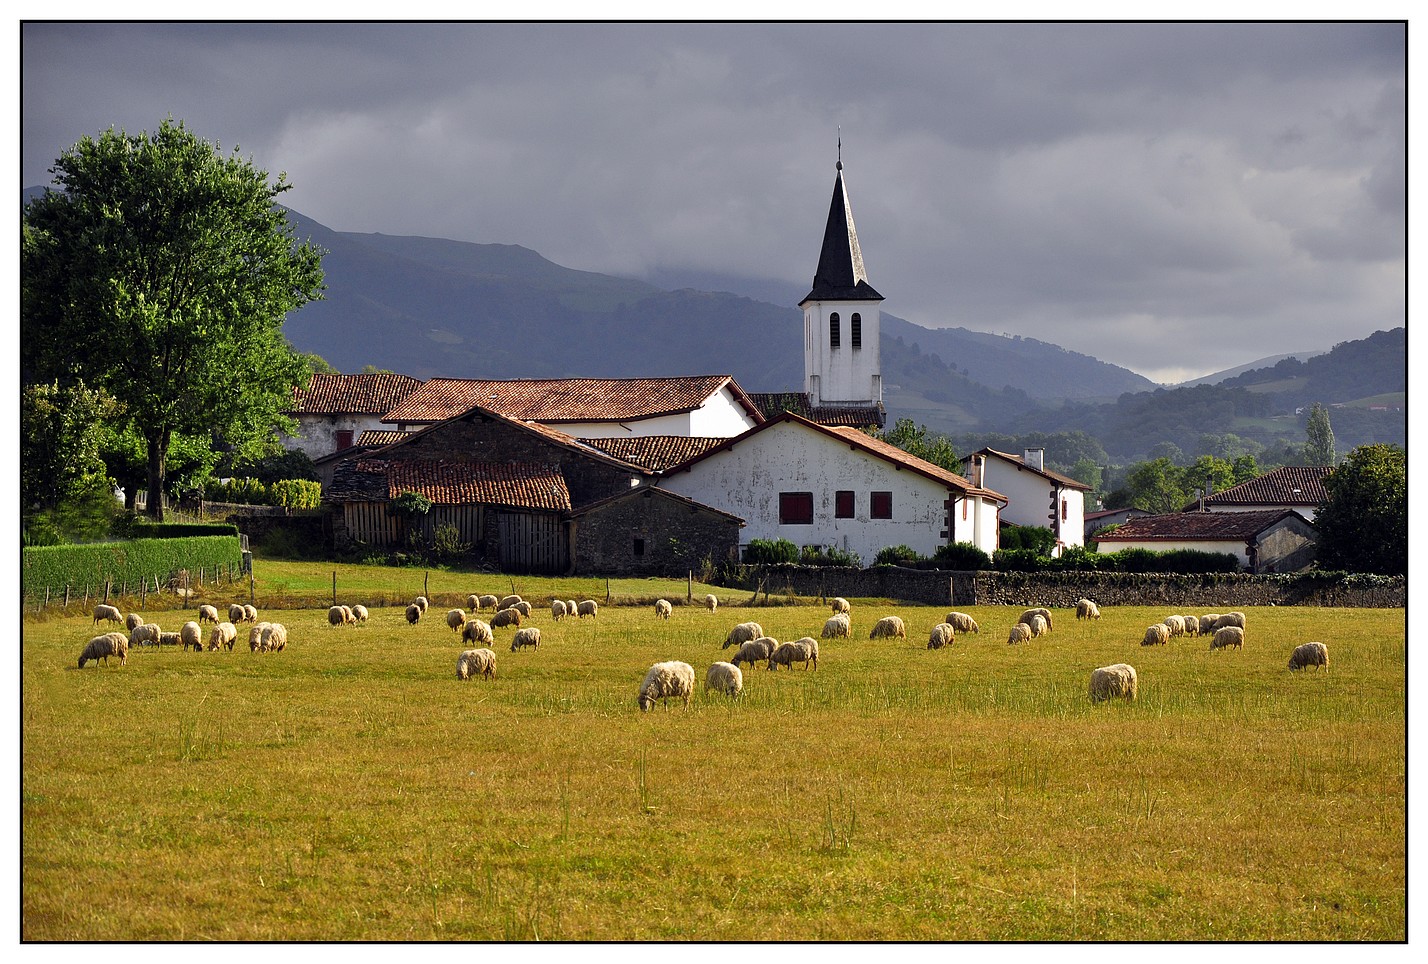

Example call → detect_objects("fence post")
104 579 110 604
333 571 337 608
139 579 145 607
606 578 610 605
64 585 70 608
424 571 429 603
688 571 692 602
250 569 255 605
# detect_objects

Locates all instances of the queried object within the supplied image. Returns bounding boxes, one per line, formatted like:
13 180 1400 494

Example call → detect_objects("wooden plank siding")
342 502 486 548
498 512 568 574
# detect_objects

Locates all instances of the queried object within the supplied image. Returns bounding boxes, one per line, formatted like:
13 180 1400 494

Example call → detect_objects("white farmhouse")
970 447 1091 556
658 412 1006 564
1182 465 1332 522
284 372 425 460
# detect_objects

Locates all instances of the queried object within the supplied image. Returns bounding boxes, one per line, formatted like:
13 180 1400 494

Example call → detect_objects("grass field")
21 569 1406 941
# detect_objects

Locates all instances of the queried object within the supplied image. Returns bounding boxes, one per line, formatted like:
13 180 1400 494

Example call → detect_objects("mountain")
1176 350 1328 387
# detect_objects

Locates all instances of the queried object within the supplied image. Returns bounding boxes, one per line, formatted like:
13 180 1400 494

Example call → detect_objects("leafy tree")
1122 458 1190 513
22 118 325 519
878 418 961 474
1183 455 1235 501
1066 457 1103 494
1231 455 1260 485
21 380 118 513
301 352 338 375
1314 444 1406 574
1305 402 1337 466
1146 441 1186 465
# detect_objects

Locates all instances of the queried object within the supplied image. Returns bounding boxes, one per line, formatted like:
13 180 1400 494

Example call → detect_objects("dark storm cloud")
20 21 1405 382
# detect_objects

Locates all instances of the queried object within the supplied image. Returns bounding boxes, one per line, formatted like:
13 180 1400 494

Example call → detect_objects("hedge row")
22 535 244 599
113 520 240 539
204 478 322 509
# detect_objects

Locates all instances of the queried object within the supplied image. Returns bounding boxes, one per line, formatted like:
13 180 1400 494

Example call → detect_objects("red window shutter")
871 491 892 519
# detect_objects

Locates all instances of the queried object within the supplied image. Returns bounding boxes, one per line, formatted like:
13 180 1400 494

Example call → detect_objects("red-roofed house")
1183 466 1333 522
1093 509 1318 573
970 447 1093 556
658 412 1006 563
285 372 424 459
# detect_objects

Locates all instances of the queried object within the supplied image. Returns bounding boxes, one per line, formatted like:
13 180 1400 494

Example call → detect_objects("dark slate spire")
800 159 884 306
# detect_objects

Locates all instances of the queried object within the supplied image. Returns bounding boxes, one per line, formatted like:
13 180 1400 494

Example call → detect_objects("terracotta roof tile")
356 430 412 447
1095 509 1309 542
748 391 886 428
289 373 424 415
384 375 758 424
338 459 571 512
579 436 730 471
1192 466 1332 510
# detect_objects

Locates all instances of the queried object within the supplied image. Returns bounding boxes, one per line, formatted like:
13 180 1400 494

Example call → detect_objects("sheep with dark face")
768 638 818 671
1288 641 1329 671
228 604 246 624
638 661 695 712
731 637 777 671
457 648 497 681
406 604 422 626
79 632 128 668
655 599 673 620
1089 664 1137 703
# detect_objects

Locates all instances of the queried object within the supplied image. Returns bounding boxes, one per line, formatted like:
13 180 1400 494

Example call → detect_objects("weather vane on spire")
837 126 842 169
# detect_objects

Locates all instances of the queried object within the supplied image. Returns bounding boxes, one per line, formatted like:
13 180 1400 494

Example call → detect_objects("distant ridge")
1176 350 1328 387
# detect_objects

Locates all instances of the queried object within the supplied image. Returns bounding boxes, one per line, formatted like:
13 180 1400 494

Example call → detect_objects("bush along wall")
22 535 244 604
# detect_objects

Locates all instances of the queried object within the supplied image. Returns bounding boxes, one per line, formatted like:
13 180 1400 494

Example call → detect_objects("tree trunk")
144 427 171 521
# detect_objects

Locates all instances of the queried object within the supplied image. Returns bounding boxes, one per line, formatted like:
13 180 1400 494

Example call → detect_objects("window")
1061 498 1068 522
829 312 840 348
334 429 354 451
851 312 862 348
779 492 814 525
633 538 645 557
871 491 892 519
835 490 855 518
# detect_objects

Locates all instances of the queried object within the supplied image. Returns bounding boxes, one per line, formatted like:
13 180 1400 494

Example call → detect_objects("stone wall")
573 489 741 576
735 565 1405 609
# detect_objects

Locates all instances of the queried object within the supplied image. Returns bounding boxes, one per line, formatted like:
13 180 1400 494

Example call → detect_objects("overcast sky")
20 21 1406 383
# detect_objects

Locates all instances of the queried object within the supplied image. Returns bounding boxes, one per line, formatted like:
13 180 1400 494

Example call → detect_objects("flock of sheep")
79 589 1332 709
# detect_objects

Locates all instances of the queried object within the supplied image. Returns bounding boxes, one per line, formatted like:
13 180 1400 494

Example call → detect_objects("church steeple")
800 159 884 307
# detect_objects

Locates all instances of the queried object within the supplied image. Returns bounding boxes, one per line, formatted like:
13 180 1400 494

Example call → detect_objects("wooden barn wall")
497 511 568 574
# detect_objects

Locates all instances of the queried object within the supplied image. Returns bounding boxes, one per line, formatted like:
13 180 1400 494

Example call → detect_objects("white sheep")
1089 664 1138 703
869 615 906 640
638 661 696 711
821 613 851 639
228 603 246 624
478 594 499 611
705 661 743 698
769 638 819 671
655 599 673 620
242 604 258 623
259 623 288 653
491 607 522 629
576 600 598 619
1019 608 1053 632
1182 615 1201 637
249 622 271 652
723 621 765 650
457 648 497 681
128 623 161 648
351 605 369 623
927 623 955 650
1210 626 1245 651
704 593 718 614
1214 612 1246 632
209 622 237 651
328 605 351 627
92 604 123 626
510 627 541 652
413 596 430 613
731 637 777 670
1163 615 1186 638
462 619 494 646
1027 614 1048 638
158 631 182 647
551 600 569 621
1007 623 1032 646
1288 641 1329 671
198 604 220 625
1200 614 1223 633
498 594 522 611
831 597 851 615
179 621 202 652
78 632 128 668
945 612 980 634
1075 599 1100 621
566 600 578 619
513 600 533 617
446 608 467 633
405 603 422 626
1142 624 1170 647
467 594 481 611
125 612 144 632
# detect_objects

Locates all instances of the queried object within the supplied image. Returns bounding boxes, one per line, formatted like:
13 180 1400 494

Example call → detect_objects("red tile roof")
579 436 730 471
383 375 763 425
973 447 1093 491
289 373 424 415
1095 509 1310 542
748 391 886 428
361 459 572 512
1189 466 1332 510
356 430 412 447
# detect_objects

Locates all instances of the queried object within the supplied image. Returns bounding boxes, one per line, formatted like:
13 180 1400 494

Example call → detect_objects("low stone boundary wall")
738 566 1405 609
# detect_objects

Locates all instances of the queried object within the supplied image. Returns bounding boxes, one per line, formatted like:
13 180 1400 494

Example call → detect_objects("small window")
1061 498 1068 522
334 429 354 451
835 490 855 518
830 312 840 348
633 538 645 557
779 492 814 525
851 312 862 348
871 491 892 519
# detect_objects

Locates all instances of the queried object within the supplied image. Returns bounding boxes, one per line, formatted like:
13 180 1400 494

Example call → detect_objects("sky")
18 20 1408 384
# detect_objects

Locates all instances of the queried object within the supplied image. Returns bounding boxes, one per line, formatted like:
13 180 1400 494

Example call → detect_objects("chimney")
972 454 985 488
1024 448 1044 472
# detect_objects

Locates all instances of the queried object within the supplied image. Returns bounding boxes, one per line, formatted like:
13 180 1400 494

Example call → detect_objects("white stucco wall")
980 457 1086 552
659 420 993 564
804 301 881 405
536 388 760 440
282 414 390 460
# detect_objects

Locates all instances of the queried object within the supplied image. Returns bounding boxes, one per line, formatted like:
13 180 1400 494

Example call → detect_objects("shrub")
874 545 922 566
269 479 322 509
800 545 862 568
992 548 1045 572
745 538 800 566
999 525 1057 554
933 542 991 571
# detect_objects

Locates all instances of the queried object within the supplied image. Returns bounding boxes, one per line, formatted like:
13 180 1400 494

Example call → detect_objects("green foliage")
745 538 800 566
203 477 320 509
110 515 239 539
933 542 991 570
992 548 1046 572
799 545 862 568
993 545 1239 574
1315 444 1406 575
1122 458 1191 513
22 535 243 599
389 491 433 517
998 525 1057 555
425 522 471 564
238 448 320 484
269 480 322 510
21 380 118 513
22 118 325 520
1304 402 1337 466
23 476 118 546
877 418 961 473
873 545 922 566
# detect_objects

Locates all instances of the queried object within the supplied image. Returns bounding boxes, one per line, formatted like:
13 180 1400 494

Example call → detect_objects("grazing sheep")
655 599 673 620
1210 626 1245 651
723 621 765 650
328 605 351 627
1200 614 1222 635
339 605 354 625
462 619 494 646
259 623 288 653
945 612 979 634
249 622 271 652
406 603 422 626
467 594 481 611
1213 612 1246 631
92 604 123 626
731 637 777 671
566 600 578 620
510 627 542 652
869 615 906 640
551 600 569 621
209 622 237 651
228 604 246 624
1163 615 1186 638
927 623 956 650
446 608 467 633
1075 599 1100 621
1089 664 1138 703
198 604 220 625
831 597 851 615
351 605 369 623
457 648 497 681
1288 641 1329 671
478 594 499 611
498 594 522 611
1007 623 1032 646
1182 615 1201 637
576 600 599 619
769 638 819 671
821 613 851 639
129 623 161 648
513 600 533 617
1019 608 1053 633
78 632 128 668
243 604 258 623
704 594 718 614
1141 624 1170 647
1026 614 1048 638
158 631 182 647
638 661 696 712
125 612 144 632
179 621 203 651
413 596 430 613
705 661 744 698
490 607 522 629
